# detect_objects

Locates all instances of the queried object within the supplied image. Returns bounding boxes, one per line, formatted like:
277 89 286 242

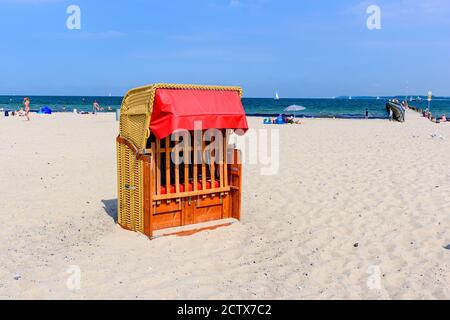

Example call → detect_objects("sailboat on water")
275 92 280 100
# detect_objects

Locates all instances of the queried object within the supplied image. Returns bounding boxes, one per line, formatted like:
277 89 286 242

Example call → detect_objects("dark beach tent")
276 115 285 124
38 106 52 115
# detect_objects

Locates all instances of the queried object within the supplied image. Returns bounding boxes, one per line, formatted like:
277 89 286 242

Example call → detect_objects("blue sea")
1 95 450 119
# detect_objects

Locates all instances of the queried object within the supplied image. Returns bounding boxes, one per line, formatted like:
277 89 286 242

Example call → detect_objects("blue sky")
1 0 449 97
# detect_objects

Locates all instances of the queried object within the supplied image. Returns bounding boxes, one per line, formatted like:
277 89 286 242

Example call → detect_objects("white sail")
275 92 280 100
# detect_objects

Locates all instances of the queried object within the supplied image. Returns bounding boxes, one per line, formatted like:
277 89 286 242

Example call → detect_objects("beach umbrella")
284 105 306 118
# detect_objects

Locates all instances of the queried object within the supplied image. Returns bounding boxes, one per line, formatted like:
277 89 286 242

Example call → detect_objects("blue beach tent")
38 106 52 115
276 114 285 125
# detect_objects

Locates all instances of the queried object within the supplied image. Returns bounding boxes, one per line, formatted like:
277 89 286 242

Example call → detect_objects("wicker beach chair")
116 84 248 238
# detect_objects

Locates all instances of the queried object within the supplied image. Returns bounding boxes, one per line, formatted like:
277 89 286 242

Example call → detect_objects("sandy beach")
0 110 449 300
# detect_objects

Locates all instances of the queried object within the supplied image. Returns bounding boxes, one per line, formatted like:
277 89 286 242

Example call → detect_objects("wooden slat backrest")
219 132 224 188
149 130 231 197
222 130 228 187
210 134 216 189
184 133 189 192
155 140 161 195
194 131 199 191
174 136 180 194
151 142 157 195
165 136 171 193
202 137 207 191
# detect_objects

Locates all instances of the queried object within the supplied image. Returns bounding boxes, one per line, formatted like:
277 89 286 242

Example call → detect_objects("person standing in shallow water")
93 100 102 115
23 97 30 122
365 108 369 120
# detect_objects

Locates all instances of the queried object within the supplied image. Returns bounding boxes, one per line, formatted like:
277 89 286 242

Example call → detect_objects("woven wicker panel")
133 156 144 232
119 85 153 150
116 141 144 233
117 142 124 226
152 83 243 97
120 114 149 150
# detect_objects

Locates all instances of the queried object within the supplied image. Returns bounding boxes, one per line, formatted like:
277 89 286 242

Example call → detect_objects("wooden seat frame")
116 84 244 239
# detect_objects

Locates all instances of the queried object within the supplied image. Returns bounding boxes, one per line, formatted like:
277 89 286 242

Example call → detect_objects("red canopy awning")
150 88 249 139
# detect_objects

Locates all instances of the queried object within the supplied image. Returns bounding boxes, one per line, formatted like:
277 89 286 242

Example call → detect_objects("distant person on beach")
365 108 369 120
389 108 393 121
23 97 30 121
93 100 102 115
17 108 25 117
286 116 295 124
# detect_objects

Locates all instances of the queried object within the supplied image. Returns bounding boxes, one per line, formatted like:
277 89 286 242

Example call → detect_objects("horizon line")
1 94 447 99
